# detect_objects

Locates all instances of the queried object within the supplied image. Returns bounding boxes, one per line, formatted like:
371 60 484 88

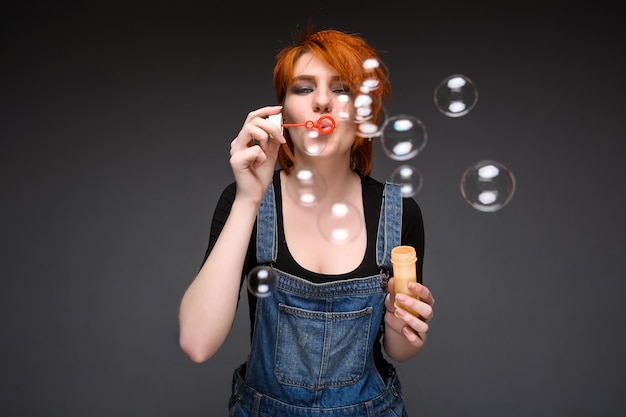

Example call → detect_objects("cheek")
335 98 355 121
281 102 297 123
337 115 357 135
283 93 312 121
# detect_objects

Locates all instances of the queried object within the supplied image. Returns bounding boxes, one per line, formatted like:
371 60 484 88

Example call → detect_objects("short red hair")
273 27 391 176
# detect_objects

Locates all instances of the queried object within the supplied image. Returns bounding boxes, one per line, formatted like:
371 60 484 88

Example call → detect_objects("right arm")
178 106 284 363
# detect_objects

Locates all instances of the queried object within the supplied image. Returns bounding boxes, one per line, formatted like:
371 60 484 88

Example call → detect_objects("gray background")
2 1 625 416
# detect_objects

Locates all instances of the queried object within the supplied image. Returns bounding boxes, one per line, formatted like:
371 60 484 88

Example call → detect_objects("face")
283 53 356 158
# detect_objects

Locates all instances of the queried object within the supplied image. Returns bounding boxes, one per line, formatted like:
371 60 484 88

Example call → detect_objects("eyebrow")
292 75 343 83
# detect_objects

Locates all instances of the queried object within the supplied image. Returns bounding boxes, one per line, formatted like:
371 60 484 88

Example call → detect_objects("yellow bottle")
391 245 419 317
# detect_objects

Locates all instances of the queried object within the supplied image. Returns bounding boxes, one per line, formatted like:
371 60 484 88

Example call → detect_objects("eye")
332 84 351 96
292 85 313 95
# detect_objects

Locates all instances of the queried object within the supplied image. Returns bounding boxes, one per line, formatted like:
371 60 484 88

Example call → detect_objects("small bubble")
363 58 380 70
247 265 276 298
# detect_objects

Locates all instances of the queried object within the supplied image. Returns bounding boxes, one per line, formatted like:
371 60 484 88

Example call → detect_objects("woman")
179 27 435 416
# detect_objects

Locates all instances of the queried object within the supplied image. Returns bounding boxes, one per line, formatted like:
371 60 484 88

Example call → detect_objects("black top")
203 169 425 376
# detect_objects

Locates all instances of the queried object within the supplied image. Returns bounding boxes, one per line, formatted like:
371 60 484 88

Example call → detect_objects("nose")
313 89 332 113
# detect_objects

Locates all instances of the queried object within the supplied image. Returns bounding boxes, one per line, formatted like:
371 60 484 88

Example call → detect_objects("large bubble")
318 200 362 245
390 165 424 198
285 166 326 207
380 115 427 161
460 160 516 212
434 74 478 117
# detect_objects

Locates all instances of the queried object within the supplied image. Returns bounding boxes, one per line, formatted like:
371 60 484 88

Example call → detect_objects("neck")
285 155 359 200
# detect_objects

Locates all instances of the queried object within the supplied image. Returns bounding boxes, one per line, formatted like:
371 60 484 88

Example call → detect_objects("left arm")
382 196 434 361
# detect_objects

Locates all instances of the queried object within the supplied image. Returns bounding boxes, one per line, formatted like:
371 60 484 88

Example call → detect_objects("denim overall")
229 181 408 417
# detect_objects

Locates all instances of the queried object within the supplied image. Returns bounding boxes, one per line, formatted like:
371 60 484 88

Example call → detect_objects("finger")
232 130 256 151
384 293 395 312
230 144 267 171
408 282 435 306
386 277 397 300
394 291 433 322
249 127 272 149
249 105 283 117
249 123 286 149
261 135 282 166
251 147 268 169
256 116 286 145
244 105 283 123
384 310 428 342
394 305 430 334
246 107 285 142
401 325 424 344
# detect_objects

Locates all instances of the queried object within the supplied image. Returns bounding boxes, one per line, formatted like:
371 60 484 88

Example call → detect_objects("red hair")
273 27 391 175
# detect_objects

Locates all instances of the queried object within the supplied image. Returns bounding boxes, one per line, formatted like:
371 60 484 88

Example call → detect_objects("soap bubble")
285 166 326 207
362 57 380 71
361 77 380 93
247 265 276 298
460 160 516 212
303 130 327 156
353 91 382 138
352 57 386 138
356 105 388 139
357 120 382 138
380 115 427 161
354 93 375 122
318 200 362 245
390 165 424 197
335 93 353 121
434 74 478 117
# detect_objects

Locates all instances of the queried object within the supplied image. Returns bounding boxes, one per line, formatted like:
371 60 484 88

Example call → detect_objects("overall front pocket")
275 303 373 390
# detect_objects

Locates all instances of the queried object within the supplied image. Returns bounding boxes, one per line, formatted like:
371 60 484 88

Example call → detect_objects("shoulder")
363 174 423 227
217 181 237 205
402 195 423 226
360 175 385 214
209 181 237 223
402 193 422 215
361 175 385 195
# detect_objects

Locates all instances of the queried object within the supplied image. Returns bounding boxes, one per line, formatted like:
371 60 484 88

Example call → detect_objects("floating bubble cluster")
251 63 515 298
354 58 384 138
280 63 514 254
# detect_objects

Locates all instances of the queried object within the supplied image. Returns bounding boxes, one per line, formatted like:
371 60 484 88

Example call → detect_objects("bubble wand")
268 114 336 135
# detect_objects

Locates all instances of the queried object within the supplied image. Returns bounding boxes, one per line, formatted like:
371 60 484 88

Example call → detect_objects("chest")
282 200 367 275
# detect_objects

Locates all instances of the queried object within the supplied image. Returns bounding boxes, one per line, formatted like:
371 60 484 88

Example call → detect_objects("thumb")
387 277 396 296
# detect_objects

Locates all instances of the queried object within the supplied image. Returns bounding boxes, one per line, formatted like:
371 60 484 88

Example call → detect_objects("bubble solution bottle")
391 245 419 317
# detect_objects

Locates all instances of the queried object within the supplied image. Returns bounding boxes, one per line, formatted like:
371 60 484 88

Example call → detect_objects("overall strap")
257 181 402 268
376 182 402 271
256 184 278 264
